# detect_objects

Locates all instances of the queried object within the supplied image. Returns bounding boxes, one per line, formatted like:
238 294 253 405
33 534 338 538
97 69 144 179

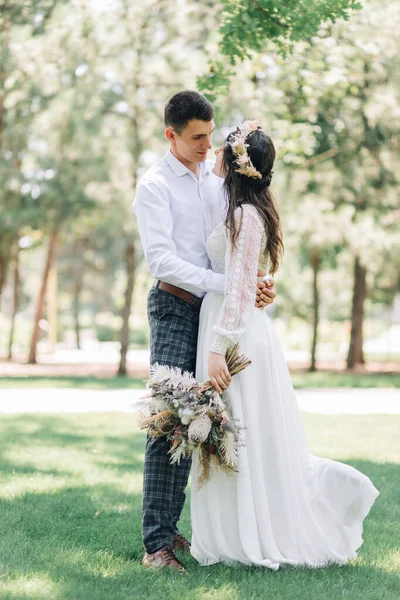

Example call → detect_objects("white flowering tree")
250 0 400 368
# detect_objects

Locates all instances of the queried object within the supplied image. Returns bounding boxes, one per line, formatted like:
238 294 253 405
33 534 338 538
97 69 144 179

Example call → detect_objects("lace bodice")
207 204 268 354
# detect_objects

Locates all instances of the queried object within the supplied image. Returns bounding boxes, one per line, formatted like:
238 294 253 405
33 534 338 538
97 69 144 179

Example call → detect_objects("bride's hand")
208 352 231 394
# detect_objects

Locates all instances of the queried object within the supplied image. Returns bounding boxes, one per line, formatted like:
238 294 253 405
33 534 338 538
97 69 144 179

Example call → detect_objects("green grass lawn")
0 371 399 390
0 413 399 600
0 376 148 390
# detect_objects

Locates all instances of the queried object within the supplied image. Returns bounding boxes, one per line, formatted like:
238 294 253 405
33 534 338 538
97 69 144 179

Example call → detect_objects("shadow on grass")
0 414 148 477
0 467 398 600
0 413 144 447
0 414 93 446
0 415 399 600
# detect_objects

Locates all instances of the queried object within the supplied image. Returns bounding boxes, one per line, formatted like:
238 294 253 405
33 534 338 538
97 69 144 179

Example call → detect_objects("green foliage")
198 0 362 99
129 328 148 347
220 0 362 61
95 323 119 343
1 1 60 28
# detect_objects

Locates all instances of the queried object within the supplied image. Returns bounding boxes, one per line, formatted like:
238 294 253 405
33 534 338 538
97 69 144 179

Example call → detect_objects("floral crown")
226 120 263 180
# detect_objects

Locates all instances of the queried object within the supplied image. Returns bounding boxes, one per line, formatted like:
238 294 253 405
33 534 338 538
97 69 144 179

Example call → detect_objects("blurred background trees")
0 0 399 373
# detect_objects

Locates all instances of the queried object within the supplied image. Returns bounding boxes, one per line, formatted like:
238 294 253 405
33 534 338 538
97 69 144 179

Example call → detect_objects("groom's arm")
133 179 225 296
256 273 276 308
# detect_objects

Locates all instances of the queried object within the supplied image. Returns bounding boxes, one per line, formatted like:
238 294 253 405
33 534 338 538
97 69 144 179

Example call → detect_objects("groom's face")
167 119 215 164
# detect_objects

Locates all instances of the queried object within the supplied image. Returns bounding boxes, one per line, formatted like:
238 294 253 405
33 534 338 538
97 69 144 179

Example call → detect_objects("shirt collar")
165 149 211 179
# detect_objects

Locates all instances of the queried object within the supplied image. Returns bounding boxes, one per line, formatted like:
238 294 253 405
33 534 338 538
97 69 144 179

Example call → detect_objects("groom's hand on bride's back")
256 270 276 309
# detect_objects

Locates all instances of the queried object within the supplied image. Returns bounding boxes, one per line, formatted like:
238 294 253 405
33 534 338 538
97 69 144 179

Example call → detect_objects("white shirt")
133 150 226 298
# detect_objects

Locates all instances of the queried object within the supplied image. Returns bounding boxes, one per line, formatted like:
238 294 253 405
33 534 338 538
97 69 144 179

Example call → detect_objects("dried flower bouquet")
133 344 251 488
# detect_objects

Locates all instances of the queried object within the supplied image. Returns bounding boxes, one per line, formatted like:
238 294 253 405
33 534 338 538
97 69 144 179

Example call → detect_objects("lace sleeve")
210 205 264 355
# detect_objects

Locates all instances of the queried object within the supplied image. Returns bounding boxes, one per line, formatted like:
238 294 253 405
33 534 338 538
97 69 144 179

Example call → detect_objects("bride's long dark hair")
222 127 283 275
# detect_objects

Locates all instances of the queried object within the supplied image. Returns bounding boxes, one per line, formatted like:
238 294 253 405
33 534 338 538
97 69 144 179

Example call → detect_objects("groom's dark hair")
164 90 214 134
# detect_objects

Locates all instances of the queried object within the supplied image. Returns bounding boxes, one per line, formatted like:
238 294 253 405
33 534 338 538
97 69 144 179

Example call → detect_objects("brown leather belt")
156 281 203 309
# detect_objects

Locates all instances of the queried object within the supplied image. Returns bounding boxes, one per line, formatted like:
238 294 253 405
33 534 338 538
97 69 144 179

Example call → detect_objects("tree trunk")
309 252 321 372
7 242 20 359
28 228 58 364
0 14 10 302
0 87 4 149
117 241 135 376
0 253 9 308
0 233 16 312
73 276 83 350
346 256 366 369
47 265 58 351
0 12 9 151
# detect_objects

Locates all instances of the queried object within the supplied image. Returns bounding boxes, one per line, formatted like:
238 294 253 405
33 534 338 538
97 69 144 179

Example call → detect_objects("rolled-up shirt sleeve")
133 179 225 296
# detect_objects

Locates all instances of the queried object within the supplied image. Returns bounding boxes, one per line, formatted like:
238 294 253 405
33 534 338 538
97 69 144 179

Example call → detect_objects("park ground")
0 351 399 599
0 412 399 600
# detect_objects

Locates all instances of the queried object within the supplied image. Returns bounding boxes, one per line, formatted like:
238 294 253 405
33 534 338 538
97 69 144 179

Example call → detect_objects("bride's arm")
207 205 264 392
211 205 264 356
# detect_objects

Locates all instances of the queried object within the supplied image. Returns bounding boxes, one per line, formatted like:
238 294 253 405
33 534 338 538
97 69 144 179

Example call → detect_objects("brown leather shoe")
173 533 191 553
142 545 186 573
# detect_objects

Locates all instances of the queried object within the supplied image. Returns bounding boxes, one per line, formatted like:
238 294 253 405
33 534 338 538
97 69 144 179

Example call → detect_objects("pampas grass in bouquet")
132 344 250 488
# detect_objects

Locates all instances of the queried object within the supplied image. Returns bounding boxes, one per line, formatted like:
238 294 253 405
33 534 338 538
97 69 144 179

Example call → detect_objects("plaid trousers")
142 284 200 553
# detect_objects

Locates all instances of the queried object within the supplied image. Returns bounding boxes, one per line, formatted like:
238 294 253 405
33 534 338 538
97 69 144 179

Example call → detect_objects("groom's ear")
165 126 177 142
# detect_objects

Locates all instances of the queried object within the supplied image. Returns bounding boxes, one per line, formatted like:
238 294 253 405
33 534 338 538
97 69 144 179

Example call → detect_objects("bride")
190 121 379 569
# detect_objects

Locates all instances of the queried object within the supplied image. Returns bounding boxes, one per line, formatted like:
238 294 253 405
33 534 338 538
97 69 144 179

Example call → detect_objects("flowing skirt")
190 293 379 569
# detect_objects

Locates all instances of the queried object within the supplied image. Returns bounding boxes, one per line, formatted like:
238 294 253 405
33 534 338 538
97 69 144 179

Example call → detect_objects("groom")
133 90 276 572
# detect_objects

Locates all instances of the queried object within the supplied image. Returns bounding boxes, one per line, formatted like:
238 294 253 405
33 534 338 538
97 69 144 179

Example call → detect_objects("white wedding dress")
191 204 379 569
